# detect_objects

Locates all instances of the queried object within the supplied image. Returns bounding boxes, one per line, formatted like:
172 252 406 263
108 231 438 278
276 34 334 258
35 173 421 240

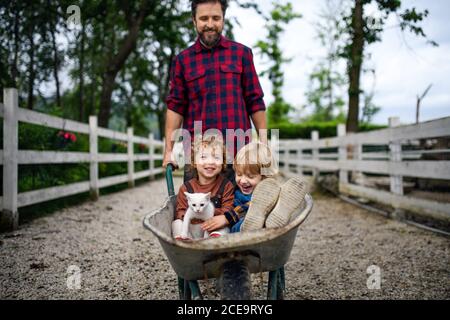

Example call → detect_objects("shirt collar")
194 34 230 53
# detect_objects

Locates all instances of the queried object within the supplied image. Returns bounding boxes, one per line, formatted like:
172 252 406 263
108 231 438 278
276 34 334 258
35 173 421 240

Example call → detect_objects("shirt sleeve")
175 184 188 220
166 55 187 116
241 47 266 115
214 181 235 218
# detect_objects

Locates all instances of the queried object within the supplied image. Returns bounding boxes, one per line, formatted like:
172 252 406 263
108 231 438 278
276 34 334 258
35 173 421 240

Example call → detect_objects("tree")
415 84 432 124
255 1 301 124
0 0 265 139
305 0 347 122
95 0 155 128
0 0 63 109
360 91 380 123
46 0 65 108
341 0 437 132
306 63 346 122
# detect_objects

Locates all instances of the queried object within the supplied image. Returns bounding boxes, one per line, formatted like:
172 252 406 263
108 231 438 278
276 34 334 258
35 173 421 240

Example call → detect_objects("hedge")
269 121 386 139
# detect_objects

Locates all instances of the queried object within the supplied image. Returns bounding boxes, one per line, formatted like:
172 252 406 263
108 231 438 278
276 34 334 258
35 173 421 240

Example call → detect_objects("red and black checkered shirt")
166 35 266 149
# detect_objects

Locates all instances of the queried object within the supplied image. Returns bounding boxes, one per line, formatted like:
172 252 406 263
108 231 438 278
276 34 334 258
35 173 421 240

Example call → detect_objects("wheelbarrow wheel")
219 260 251 300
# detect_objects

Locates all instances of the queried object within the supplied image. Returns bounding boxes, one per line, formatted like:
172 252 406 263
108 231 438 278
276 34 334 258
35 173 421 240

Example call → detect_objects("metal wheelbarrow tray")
143 193 313 281
143 164 313 299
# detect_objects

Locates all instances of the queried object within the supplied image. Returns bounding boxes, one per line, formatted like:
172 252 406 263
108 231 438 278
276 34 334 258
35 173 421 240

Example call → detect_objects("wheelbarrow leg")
178 277 203 300
280 266 286 291
178 277 185 299
183 279 191 300
267 267 285 300
188 280 203 300
267 270 278 300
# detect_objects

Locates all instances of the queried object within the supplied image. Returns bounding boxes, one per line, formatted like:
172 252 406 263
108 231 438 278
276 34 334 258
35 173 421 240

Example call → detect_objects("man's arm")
241 47 267 144
251 110 268 145
164 54 187 167
163 109 183 168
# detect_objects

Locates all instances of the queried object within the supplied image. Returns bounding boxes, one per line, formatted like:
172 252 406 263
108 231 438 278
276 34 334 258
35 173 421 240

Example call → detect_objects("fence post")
389 117 403 195
149 133 155 180
286 144 292 173
128 127 135 188
291 144 297 174
353 142 363 185
389 117 404 219
297 141 303 176
89 116 99 200
1 88 19 231
311 130 319 181
337 124 348 187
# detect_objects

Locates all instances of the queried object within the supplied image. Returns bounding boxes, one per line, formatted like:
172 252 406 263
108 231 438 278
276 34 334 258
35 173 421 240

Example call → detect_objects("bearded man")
163 0 268 184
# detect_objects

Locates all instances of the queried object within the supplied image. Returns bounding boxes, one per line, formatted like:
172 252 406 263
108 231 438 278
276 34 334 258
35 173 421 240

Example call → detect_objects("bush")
7 123 153 192
269 121 386 139
0 111 162 223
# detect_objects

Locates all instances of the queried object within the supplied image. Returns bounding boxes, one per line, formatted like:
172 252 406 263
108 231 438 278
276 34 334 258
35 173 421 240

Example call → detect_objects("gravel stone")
0 177 448 299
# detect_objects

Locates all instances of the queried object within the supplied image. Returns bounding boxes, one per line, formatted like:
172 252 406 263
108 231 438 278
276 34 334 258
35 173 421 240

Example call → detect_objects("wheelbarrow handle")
165 163 176 197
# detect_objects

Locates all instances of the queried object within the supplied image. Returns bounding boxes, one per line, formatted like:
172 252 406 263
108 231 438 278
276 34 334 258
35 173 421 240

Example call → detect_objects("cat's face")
184 192 211 213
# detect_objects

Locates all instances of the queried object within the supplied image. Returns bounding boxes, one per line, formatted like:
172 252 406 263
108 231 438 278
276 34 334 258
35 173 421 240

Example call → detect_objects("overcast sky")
225 0 450 125
49 0 449 126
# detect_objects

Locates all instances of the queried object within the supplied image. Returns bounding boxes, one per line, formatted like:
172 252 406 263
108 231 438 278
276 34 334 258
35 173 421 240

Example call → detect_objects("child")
172 135 234 240
226 142 279 232
228 142 308 232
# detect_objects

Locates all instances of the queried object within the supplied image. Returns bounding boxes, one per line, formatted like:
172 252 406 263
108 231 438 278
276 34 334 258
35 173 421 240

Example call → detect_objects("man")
163 0 267 183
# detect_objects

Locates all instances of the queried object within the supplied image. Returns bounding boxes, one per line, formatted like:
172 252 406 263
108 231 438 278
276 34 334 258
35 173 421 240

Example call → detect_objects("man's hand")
258 129 268 145
163 109 183 168
201 215 228 232
163 149 178 169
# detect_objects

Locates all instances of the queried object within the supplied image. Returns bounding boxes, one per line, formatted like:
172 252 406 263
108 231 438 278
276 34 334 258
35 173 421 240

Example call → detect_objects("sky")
225 0 450 125
46 0 450 126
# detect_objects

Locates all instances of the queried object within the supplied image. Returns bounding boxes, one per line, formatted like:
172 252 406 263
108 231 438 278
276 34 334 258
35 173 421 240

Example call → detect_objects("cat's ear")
206 192 211 200
184 192 190 199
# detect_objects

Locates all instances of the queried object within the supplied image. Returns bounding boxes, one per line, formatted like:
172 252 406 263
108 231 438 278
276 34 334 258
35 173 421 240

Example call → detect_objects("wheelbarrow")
142 164 313 300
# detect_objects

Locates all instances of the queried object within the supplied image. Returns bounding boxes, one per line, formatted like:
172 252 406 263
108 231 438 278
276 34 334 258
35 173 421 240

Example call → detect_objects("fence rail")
278 117 450 223
0 88 164 231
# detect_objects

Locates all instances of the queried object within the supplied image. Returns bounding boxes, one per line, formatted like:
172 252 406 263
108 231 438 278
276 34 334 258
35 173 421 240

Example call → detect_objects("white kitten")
181 192 215 239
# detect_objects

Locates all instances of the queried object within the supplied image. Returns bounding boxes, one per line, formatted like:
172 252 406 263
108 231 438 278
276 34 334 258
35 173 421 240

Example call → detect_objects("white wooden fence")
0 88 164 231
278 116 450 223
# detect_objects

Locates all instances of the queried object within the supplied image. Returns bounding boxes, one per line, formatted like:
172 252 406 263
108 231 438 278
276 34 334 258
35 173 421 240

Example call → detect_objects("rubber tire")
219 260 251 300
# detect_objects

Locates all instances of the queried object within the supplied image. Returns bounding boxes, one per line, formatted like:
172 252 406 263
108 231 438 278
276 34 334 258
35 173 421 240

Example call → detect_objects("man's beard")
198 28 221 47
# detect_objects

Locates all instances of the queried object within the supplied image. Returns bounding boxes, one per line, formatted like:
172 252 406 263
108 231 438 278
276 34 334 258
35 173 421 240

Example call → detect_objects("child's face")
235 170 262 195
195 145 223 180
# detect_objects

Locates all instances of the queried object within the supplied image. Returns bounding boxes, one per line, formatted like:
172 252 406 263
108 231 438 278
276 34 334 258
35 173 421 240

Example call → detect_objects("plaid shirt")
166 35 266 150
224 200 250 227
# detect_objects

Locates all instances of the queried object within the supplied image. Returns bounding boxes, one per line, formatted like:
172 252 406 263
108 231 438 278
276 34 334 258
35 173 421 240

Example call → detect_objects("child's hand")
201 215 228 232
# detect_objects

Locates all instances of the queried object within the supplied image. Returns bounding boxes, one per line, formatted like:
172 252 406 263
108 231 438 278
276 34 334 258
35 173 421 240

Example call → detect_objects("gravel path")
1 177 449 299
